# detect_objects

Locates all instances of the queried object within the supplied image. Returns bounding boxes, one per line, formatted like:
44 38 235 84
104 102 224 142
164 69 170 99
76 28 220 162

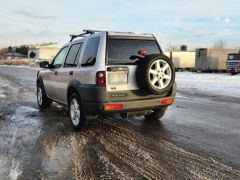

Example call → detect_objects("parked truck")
227 51 240 75
195 48 238 72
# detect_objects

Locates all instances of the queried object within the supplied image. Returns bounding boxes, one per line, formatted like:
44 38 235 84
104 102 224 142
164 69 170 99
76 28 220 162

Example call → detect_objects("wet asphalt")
0 66 240 179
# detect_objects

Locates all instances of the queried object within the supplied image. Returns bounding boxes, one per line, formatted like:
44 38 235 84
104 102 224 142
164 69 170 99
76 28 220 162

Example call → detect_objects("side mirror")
39 61 50 68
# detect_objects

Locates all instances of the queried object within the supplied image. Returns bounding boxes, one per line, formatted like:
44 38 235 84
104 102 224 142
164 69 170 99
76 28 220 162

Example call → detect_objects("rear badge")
111 93 127 97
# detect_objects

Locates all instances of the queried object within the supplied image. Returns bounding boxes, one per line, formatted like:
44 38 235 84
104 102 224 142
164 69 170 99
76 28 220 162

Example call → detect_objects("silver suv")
36 30 176 130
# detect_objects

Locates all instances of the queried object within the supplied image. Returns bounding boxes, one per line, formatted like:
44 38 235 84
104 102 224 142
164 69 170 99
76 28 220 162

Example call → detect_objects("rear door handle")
54 71 58 75
69 71 73 75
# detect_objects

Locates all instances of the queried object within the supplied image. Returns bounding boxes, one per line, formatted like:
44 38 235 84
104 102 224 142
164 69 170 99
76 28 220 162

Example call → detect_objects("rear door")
106 36 162 101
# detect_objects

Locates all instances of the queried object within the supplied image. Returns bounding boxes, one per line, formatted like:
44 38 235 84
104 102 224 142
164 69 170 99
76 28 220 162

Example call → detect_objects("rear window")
107 38 161 65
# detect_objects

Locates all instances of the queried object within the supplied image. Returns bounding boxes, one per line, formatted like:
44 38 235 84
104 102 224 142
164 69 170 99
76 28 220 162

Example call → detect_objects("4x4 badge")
111 93 127 97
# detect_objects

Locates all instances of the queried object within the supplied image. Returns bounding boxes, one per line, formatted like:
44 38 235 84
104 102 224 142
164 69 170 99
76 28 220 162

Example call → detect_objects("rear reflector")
160 98 174 105
104 104 123 111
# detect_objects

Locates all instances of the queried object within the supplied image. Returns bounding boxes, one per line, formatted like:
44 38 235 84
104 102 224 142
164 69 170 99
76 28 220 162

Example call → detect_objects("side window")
64 43 82 67
81 37 100 67
75 43 83 65
53 47 68 68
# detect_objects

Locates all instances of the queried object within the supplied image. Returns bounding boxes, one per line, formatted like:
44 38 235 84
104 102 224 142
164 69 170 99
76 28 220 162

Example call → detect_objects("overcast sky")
0 0 239 50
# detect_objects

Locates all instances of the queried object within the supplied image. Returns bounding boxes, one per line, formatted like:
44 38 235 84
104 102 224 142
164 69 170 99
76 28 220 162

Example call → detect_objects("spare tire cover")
136 54 175 95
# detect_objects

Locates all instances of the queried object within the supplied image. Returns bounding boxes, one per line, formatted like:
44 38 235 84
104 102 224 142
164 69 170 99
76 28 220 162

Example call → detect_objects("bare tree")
213 40 226 49
166 41 180 51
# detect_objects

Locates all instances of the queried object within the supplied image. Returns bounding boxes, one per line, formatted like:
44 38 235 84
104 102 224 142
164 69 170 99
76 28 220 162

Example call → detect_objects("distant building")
3 52 27 59
28 44 60 61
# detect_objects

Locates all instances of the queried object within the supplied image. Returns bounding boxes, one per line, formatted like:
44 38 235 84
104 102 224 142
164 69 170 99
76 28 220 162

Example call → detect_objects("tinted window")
107 39 160 65
64 43 82 67
53 47 68 68
81 37 100 66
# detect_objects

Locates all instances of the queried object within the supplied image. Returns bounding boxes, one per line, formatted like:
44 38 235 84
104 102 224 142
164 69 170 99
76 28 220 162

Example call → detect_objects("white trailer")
165 51 196 70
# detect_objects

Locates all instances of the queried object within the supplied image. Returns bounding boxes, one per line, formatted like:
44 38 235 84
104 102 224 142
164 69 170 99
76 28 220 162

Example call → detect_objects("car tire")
69 93 87 131
37 84 52 109
136 54 175 95
144 107 167 121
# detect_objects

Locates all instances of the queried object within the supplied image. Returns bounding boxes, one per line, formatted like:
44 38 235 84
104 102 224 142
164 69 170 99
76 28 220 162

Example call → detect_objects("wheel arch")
36 75 48 95
67 80 82 105
36 75 44 86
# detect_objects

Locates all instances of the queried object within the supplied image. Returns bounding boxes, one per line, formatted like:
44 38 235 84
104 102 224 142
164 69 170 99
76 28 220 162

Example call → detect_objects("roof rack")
69 30 104 42
83 29 104 33
69 29 152 42
110 31 134 34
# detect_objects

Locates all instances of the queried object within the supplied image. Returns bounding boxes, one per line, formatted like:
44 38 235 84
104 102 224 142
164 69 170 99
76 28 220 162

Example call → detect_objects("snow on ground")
0 64 39 71
0 79 9 98
8 159 22 180
176 72 240 97
0 90 6 98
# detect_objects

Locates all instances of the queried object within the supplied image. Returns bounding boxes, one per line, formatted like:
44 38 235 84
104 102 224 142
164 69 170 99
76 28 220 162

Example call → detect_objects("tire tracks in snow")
34 117 240 179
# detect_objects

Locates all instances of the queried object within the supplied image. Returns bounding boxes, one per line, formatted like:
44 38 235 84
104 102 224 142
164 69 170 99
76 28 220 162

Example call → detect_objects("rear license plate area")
108 72 128 85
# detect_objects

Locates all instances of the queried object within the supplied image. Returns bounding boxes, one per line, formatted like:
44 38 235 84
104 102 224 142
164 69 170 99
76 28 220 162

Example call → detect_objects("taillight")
96 71 106 87
104 104 123 111
160 98 174 105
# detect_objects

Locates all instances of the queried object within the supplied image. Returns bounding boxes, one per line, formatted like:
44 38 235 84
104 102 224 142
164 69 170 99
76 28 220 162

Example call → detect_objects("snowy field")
176 72 240 97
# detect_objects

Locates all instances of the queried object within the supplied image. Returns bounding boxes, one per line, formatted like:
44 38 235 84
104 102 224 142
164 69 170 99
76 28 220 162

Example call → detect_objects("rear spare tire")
136 54 175 95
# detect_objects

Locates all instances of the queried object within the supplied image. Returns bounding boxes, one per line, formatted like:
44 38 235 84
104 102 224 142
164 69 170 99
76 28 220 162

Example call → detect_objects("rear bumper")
84 83 177 115
85 96 175 114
